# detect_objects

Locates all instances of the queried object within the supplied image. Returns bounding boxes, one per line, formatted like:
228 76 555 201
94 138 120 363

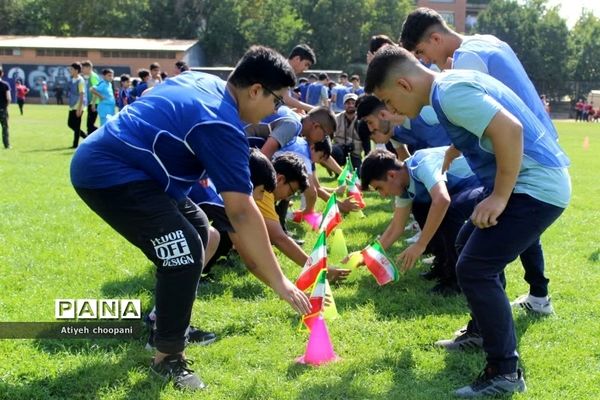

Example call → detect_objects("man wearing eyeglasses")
70 46 312 391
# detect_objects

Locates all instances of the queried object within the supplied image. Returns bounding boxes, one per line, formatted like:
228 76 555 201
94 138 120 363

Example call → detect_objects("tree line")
1 0 598 99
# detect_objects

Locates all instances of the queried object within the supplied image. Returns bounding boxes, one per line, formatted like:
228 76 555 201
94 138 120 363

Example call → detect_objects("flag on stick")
319 194 342 236
362 240 399 285
296 231 327 291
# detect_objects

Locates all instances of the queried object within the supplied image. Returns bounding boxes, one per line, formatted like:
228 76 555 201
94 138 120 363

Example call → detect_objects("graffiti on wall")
2 64 130 98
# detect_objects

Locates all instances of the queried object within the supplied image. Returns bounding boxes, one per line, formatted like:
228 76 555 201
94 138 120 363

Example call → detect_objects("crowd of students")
575 99 600 122
69 8 571 397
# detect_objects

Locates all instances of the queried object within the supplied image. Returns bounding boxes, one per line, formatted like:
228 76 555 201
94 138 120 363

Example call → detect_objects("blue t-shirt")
306 82 326 106
429 69 571 208
453 35 558 140
392 106 451 151
189 177 224 207
117 87 129 110
274 136 313 175
352 86 365 96
94 80 116 107
70 71 252 201
332 85 351 113
299 83 310 103
395 146 479 207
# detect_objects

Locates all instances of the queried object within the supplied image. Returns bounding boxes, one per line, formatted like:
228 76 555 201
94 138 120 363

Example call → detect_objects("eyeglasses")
286 181 300 197
264 87 285 110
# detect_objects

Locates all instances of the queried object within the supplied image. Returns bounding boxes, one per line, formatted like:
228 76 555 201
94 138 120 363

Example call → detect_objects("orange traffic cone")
296 316 340 365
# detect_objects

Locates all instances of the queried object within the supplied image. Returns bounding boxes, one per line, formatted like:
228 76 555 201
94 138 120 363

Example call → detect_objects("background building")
416 0 467 32
0 36 201 101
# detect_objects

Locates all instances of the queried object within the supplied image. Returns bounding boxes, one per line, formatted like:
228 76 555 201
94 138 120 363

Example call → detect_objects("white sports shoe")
406 232 421 244
511 294 554 315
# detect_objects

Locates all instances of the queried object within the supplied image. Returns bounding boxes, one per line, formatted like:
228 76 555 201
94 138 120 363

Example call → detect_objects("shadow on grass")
100 267 155 298
22 146 75 153
589 249 600 263
0 341 162 400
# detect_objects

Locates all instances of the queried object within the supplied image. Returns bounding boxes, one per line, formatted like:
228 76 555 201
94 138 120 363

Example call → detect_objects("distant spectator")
0 67 12 149
149 62 162 87
82 60 100 134
117 74 131 110
174 60 189 75
90 68 116 126
67 62 87 148
54 85 64 105
40 79 49 104
15 79 29 115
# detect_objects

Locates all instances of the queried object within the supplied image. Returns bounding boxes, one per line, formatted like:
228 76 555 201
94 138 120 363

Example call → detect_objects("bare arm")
265 218 308 267
222 192 310 314
260 137 281 159
379 205 412 250
471 109 522 229
302 178 318 214
319 156 342 175
6 89 11 104
398 183 450 271
395 143 411 161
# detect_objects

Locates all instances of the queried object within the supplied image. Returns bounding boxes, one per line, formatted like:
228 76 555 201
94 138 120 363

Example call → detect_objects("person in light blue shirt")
360 147 482 295
366 45 570 397
90 68 116 125
70 46 312 392
400 7 559 141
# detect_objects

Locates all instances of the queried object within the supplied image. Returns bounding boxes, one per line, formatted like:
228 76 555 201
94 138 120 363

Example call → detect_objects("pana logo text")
151 230 194 267
55 299 141 320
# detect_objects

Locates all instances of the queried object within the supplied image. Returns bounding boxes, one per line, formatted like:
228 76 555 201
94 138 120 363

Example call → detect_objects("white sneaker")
511 294 554 315
422 255 436 265
406 232 421 244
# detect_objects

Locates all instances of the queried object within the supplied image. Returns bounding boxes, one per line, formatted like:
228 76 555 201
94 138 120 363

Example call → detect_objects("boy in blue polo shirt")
359 147 482 295
90 68 116 125
366 46 570 397
71 46 311 391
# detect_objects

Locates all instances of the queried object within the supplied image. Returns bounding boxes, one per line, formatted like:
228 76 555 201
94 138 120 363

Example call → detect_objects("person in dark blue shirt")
70 46 311 391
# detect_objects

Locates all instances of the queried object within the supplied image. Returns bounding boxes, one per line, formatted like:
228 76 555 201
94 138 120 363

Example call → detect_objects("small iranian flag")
337 158 353 186
362 240 399 285
347 169 366 209
296 231 327 291
319 194 342 236
302 269 327 330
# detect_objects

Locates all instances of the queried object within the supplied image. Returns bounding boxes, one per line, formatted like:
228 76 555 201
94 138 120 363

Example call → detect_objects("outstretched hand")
397 243 426 272
327 266 351 283
277 279 311 315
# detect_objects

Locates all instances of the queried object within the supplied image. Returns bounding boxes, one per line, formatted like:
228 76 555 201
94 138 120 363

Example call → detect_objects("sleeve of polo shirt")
270 118 301 147
394 195 412 208
186 122 252 195
412 154 446 192
439 82 502 138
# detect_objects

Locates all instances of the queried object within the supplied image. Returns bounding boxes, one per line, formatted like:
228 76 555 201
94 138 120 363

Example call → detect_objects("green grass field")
1 105 599 400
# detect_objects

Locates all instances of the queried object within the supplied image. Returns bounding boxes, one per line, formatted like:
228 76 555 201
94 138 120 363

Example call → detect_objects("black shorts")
200 203 235 233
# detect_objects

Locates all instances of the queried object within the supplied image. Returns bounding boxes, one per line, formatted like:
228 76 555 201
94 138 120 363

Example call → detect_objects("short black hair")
400 8 448 51
81 60 93 68
350 74 360 82
360 149 403 189
176 60 190 72
308 73 318 80
318 73 329 81
313 136 332 159
102 68 114 76
340 72 348 79
365 45 418 93
138 68 150 80
120 74 130 82
150 62 161 70
249 148 276 193
369 34 396 53
272 152 309 193
70 62 82 73
288 44 316 65
307 106 337 135
298 77 308 84
228 46 296 91
356 95 385 119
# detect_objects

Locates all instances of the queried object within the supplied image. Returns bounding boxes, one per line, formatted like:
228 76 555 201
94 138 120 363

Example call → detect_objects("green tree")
569 12 600 99
475 0 570 98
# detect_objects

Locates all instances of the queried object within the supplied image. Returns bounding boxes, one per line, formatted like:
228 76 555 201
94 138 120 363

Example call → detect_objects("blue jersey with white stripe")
70 71 252 201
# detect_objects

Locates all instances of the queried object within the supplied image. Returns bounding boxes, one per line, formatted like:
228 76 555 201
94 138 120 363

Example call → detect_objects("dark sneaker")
435 330 483 351
186 326 217 346
454 367 526 397
150 354 206 391
430 281 461 296
146 326 217 351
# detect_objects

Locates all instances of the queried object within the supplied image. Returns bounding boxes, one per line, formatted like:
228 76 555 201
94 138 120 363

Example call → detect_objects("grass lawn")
0 105 599 400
